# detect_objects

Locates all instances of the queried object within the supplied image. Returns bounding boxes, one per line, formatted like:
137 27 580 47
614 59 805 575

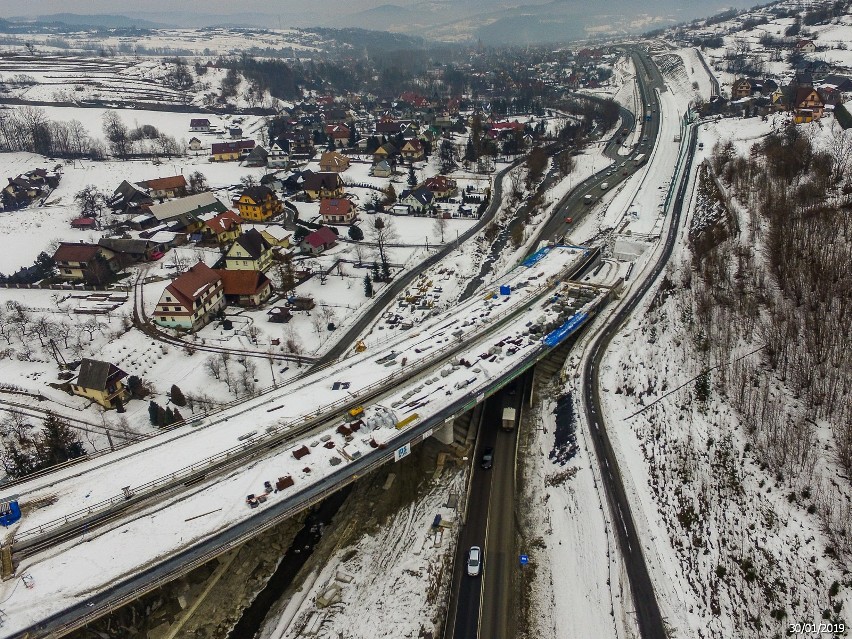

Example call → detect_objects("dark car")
481 447 494 469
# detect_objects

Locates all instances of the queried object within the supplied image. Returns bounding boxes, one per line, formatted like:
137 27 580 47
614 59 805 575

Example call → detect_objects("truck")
502 406 517 431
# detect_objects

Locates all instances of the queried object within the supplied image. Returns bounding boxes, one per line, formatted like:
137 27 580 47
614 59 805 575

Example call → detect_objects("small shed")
293 445 310 460
275 475 294 490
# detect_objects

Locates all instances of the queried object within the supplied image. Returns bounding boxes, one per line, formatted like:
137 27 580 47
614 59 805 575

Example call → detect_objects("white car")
467 546 482 576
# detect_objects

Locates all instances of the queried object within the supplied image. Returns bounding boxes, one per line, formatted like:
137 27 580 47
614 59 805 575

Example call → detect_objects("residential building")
268 137 290 168
792 86 825 123
399 187 433 214
318 151 350 173
302 172 345 200
189 118 211 132
795 39 816 54
153 262 224 331
320 198 356 224
210 139 255 161
731 77 754 99
137 175 187 200
400 138 424 162
52 242 118 282
97 238 165 262
71 358 130 409
107 180 153 214
225 229 274 272
325 124 350 147
202 210 243 244
149 192 227 228
424 175 457 199
300 226 338 254
259 225 292 249
371 160 392 178
216 270 273 307
189 137 203 151
236 185 283 222
373 143 398 164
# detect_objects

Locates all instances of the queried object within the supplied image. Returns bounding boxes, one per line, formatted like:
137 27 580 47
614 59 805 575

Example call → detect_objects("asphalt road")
447 375 528 639
533 48 666 247
580 90 699 639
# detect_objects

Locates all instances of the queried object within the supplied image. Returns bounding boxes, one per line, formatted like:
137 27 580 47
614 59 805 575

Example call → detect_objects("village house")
373 143 398 164
300 226 338 254
189 118 211 132
52 242 118 282
71 358 130 409
268 137 290 168
320 198 356 224
791 86 825 123
795 39 816 54
731 77 755 99
399 187 433 214
108 180 153 214
210 139 255 162
400 138 425 162
259 225 292 249
236 185 283 222
149 192 227 232
216 269 273 307
325 124 350 147
244 145 269 168
371 160 392 178
188 137 203 152
201 209 243 244
153 262 224 331
424 175 457 199
97 238 165 262
318 151 350 173
137 175 187 200
302 172 345 200
225 228 274 272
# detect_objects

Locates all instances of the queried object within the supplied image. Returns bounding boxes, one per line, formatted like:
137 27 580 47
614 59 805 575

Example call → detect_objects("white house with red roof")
152 262 225 331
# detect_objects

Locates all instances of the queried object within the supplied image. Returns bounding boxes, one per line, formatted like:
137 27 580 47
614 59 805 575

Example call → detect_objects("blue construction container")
0 500 21 527
499 284 511 296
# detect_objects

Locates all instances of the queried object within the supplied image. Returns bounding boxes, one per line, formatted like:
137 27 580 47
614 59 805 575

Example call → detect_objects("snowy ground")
259 470 464 639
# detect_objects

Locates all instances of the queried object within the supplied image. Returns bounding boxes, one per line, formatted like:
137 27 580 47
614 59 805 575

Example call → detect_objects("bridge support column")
432 418 455 445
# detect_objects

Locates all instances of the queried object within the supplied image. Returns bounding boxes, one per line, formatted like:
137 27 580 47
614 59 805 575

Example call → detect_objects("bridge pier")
432 418 455 445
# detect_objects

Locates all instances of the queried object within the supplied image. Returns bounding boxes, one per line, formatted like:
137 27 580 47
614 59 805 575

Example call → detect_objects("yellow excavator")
354 340 367 353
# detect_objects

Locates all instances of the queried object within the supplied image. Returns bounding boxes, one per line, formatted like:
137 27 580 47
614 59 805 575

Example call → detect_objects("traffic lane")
479 424 519 639
451 406 500 639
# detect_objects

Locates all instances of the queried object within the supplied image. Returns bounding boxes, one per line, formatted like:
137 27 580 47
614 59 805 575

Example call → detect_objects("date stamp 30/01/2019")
788 622 845 635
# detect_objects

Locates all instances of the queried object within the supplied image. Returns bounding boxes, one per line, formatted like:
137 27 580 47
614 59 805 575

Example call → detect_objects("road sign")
519 554 529 565
394 443 410 462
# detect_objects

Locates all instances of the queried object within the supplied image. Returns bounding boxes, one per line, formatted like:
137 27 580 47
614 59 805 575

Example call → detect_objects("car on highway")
467 546 482 576
481 447 494 469
564 216 573 224
584 194 593 204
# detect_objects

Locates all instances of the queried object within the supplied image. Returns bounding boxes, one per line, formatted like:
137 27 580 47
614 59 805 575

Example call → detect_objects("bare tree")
368 215 398 280
432 215 448 244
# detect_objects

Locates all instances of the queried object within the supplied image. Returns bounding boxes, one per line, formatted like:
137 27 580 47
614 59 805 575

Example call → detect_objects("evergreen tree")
148 400 160 425
384 184 396 205
372 261 380 280
37 413 85 466
173 408 184 423
348 225 364 241
157 405 168 428
165 407 175 426
364 275 373 298
348 124 358 147
170 384 187 407
407 166 417 187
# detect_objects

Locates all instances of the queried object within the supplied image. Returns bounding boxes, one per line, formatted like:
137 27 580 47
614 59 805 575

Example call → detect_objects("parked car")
481 447 494 470
467 546 482 576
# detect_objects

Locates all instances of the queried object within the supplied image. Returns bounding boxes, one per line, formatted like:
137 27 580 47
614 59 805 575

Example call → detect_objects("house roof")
52 242 102 263
139 175 186 192
232 228 271 260
149 192 226 222
424 175 456 192
211 139 255 155
240 185 275 204
98 238 155 255
319 198 353 217
216 269 271 296
319 151 350 169
260 225 291 242
400 187 433 206
190 118 210 127
302 172 344 192
70 217 97 228
303 226 338 248
204 209 243 235
794 86 823 106
165 262 221 309
76 358 127 392
325 124 350 138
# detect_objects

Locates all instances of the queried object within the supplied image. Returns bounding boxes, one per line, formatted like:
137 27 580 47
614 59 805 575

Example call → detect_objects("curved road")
581 109 698 637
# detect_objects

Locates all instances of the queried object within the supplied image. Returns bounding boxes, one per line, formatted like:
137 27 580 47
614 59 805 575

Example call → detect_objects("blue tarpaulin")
522 246 551 267
500 284 511 295
543 312 589 347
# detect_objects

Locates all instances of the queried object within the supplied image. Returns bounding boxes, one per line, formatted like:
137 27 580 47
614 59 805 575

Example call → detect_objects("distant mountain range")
7 0 765 44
